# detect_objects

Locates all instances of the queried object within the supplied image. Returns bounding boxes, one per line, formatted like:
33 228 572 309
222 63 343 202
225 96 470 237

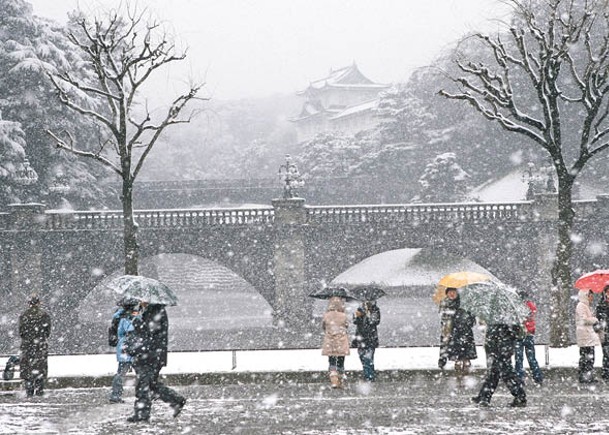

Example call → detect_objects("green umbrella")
458 281 528 325
107 275 178 306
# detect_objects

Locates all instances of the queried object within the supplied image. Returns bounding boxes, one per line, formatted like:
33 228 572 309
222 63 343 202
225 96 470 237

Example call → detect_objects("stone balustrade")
0 197 603 231
39 207 275 230
305 201 533 224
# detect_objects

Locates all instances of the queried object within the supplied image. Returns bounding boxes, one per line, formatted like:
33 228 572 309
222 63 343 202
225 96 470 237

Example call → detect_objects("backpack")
108 310 129 347
3 355 20 381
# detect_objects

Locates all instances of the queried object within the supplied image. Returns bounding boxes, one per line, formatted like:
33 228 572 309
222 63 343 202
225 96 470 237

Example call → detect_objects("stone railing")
0 196 605 231
305 201 533 224
41 207 275 230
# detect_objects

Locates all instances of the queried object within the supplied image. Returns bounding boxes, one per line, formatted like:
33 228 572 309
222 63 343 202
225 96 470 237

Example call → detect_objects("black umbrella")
347 285 387 301
308 286 355 301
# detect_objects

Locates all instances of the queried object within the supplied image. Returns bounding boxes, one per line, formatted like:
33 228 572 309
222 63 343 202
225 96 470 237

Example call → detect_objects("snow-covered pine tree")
414 152 471 203
0 118 28 203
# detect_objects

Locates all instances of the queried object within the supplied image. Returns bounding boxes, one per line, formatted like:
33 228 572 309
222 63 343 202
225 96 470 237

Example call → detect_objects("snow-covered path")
1 371 609 434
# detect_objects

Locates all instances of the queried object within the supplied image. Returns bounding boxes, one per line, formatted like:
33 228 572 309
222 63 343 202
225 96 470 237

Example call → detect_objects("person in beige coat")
576 290 601 383
322 296 350 388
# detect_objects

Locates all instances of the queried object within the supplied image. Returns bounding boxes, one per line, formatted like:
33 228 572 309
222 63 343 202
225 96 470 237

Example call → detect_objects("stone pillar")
271 197 308 328
6 203 47 303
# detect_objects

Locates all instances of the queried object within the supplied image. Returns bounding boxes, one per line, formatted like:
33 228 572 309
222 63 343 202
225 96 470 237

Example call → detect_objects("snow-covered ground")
1 346 609 435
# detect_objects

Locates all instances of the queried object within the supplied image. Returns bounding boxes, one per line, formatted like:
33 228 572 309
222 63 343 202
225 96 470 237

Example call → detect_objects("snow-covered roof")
297 63 388 94
470 170 528 202
328 98 379 120
331 248 495 289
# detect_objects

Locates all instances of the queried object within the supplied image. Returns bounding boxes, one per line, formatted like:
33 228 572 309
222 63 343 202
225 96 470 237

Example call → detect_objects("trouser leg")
601 344 609 380
358 348 375 380
499 357 526 402
477 356 500 404
24 379 34 397
336 356 345 374
514 339 525 380
150 368 184 406
133 364 154 420
111 361 131 400
524 335 542 384
579 347 595 382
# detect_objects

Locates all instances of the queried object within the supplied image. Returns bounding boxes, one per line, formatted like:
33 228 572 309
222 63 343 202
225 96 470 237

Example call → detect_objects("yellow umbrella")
432 271 491 305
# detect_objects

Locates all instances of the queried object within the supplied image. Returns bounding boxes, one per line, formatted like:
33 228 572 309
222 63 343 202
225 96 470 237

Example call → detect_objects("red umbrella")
574 270 609 293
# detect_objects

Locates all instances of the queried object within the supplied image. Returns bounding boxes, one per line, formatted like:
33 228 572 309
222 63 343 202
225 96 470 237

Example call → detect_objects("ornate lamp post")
278 154 304 199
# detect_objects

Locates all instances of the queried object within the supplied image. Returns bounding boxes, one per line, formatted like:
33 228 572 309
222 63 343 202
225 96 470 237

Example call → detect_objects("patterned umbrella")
106 275 178 306
458 281 529 325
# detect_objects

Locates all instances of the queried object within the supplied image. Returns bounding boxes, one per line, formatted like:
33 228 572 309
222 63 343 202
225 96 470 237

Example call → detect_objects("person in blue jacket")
109 298 138 403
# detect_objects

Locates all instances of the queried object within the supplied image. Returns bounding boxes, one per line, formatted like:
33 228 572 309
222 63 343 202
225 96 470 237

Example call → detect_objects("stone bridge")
1 194 608 352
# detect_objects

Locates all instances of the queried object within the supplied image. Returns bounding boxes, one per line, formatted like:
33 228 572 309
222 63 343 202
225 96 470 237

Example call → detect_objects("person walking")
109 298 138 403
472 323 527 407
514 292 543 386
438 287 477 377
576 289 601 383
595 285 609 381
352 299 380 382
322 296 350 389
126 302 186 423
19 295 51 397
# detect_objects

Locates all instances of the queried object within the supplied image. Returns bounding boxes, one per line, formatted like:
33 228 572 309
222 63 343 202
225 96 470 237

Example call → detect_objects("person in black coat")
438 288 477 376
126 302 186 423
595 286 609 380
352 300 381 381
472 324 527 407
19 295 51 397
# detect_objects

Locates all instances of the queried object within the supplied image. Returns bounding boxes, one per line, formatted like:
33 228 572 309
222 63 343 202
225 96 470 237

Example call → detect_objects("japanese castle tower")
291 62 390 143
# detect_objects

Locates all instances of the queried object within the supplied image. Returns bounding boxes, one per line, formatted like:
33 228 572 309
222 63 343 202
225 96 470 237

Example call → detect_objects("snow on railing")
42 207 275 230
305 201 533 224
0 198 603 231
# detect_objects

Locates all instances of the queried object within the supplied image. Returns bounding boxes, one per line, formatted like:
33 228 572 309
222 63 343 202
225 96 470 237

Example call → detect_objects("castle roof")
297 63 388 95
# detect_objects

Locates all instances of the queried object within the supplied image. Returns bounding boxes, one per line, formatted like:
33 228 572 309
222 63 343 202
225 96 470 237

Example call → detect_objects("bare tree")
46 4 204 275
439 0 609 346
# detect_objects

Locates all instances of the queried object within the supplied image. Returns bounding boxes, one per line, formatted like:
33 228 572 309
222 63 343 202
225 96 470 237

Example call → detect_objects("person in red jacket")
514 291 543 386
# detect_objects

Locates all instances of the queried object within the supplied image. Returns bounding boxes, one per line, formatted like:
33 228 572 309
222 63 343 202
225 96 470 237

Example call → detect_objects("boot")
329 371 340 389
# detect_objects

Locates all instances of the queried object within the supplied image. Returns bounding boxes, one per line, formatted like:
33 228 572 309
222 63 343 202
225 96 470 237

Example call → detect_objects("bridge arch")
76 253 274 353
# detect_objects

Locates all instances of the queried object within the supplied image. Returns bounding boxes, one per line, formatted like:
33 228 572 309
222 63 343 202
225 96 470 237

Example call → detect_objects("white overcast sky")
28 0 510 101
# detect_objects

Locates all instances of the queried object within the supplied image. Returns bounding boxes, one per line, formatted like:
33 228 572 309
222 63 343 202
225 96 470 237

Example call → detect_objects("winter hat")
120 297 139 311
28 294 40 306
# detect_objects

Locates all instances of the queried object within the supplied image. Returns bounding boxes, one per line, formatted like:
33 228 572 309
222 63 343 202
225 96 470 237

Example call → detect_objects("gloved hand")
438 357 447 369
